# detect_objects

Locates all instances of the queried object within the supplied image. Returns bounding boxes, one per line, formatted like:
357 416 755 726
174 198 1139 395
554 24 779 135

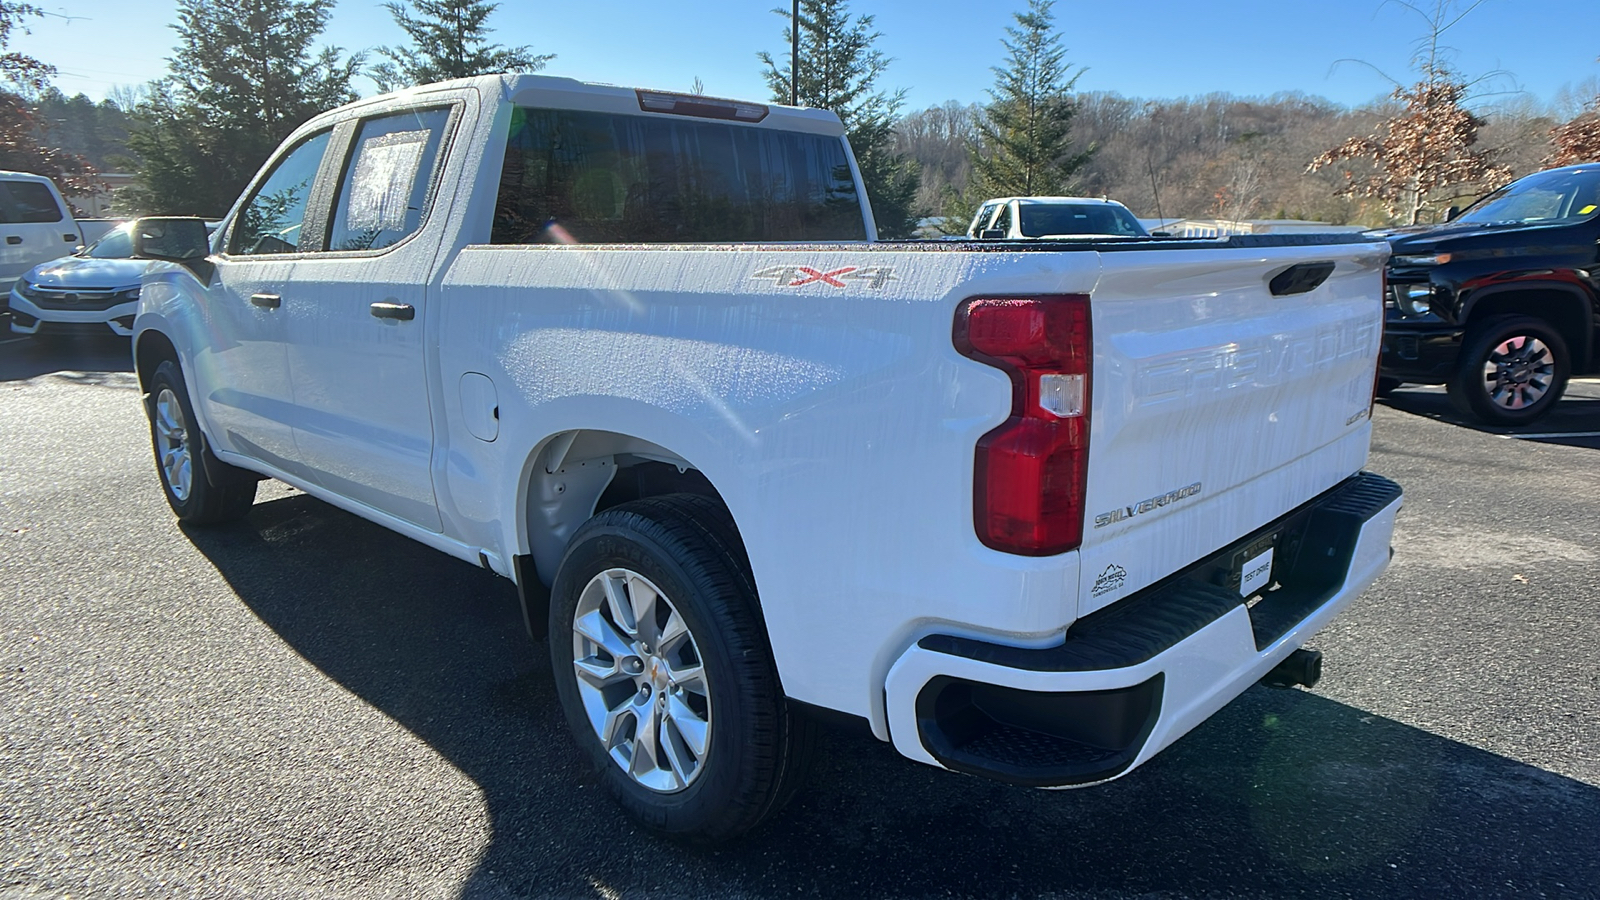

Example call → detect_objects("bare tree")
1549 106 1600 166
893 102 983 214
1309 0 1510 224
1210 151 1264 221
1548 60 1600 166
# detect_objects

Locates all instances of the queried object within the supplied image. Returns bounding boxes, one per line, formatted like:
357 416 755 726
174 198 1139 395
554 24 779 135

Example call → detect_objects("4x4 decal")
752 265 899 289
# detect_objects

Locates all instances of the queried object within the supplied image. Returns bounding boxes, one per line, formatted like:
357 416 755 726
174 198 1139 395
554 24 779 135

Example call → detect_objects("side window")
993 202 1013 236
0 180 66 224
230 130 333 256
328 107 452 252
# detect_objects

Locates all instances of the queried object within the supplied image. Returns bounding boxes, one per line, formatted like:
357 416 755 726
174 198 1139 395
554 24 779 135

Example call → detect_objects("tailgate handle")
5 236 20 245
1269 261 1335 297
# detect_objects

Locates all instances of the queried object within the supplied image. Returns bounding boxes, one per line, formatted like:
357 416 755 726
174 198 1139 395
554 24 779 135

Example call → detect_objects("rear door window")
0 180 65 223
327 107 453 252
493 107 867 244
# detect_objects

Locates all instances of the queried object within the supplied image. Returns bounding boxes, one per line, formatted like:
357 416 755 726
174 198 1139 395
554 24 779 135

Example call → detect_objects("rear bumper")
884 472 1401 788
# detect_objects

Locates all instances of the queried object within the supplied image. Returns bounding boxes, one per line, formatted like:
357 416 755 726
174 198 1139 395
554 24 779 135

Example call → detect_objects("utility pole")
790 0 799 107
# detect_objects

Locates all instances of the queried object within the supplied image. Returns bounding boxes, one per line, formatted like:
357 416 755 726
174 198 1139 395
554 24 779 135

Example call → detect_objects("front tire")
549 494 815 844
147 359 258 524
1447 315 1570 426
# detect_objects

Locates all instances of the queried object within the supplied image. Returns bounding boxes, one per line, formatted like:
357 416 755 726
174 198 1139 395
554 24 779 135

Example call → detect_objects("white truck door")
201 129 338 476
0 177 78 291
278 105 459 532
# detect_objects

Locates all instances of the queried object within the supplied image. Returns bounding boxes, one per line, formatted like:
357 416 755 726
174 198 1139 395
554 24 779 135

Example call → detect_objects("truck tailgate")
1077 242 1387 615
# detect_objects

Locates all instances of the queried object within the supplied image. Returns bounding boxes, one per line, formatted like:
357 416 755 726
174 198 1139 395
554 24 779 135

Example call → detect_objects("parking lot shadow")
1380 381 1600 450
186 492 1600 899
0 327 133 383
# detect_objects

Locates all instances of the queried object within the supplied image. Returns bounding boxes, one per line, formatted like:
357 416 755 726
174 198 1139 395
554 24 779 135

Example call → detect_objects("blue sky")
14 0 1600 113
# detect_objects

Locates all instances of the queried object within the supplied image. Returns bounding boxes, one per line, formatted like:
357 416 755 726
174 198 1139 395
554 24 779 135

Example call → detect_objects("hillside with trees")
2 0 1596 226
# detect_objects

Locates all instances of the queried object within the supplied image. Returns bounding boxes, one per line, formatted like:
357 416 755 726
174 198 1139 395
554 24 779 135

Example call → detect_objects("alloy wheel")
1481 335 1555 410
571 567 712 793
153 388 193 502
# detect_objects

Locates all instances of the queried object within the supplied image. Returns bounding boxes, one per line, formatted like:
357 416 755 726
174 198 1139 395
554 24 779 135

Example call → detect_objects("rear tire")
549 493 815 844
1447 315 1570 425
147 359 258 524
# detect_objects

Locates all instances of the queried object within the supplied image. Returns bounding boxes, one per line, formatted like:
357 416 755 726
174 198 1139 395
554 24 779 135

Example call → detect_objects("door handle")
249 293 281 309
5 236 20 245
370 301 415 321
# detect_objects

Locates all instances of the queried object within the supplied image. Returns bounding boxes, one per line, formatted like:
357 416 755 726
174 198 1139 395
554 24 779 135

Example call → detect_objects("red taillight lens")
955 295 1092 556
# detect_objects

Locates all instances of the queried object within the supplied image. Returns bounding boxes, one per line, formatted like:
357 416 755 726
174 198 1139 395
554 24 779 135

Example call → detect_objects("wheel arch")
133 328 180 396
1462 282 1594 371
512 429 741 639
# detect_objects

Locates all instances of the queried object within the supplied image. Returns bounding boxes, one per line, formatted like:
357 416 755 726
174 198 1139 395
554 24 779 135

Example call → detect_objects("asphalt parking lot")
2 331 1598 899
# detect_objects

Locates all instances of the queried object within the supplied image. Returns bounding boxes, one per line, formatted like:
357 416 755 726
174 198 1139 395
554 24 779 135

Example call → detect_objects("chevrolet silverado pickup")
130 74 1401 843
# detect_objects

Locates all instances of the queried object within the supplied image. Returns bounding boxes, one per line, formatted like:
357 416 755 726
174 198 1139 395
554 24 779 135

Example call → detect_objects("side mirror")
979 228 1005 240
134 217 211 261
1444 205 1461 222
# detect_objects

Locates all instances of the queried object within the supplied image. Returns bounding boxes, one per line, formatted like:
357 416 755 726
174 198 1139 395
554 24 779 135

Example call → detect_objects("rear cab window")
492 107 867 244
1019 204 1145 237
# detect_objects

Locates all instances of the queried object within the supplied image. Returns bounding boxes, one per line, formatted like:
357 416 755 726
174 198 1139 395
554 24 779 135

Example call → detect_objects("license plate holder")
1230 531 1278 599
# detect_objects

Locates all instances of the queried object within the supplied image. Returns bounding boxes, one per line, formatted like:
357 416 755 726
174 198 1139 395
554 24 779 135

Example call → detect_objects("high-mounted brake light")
954 295 1092 556
636 90 769 122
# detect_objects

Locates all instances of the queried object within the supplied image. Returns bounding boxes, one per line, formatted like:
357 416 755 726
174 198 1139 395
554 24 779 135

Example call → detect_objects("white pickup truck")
130 74 1400 843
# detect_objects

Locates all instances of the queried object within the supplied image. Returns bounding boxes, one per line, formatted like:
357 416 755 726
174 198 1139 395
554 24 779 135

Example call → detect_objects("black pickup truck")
1380 163 1600 425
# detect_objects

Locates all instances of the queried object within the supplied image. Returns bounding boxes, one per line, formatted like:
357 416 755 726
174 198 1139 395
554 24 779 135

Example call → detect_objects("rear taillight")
954 295 1092 556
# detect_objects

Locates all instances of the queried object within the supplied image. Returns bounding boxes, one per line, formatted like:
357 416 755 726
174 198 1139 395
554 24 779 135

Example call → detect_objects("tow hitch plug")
1262 648 1323 690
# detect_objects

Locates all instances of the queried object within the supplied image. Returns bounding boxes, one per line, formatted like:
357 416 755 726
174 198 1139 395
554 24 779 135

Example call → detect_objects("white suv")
968 196 1149 239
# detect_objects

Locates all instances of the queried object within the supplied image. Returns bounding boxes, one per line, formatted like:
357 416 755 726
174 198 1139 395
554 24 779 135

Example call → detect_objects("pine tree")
123 0 362 215
370 0 552 92
35 89 137 171
758 0 920 238
969 0 1092 202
